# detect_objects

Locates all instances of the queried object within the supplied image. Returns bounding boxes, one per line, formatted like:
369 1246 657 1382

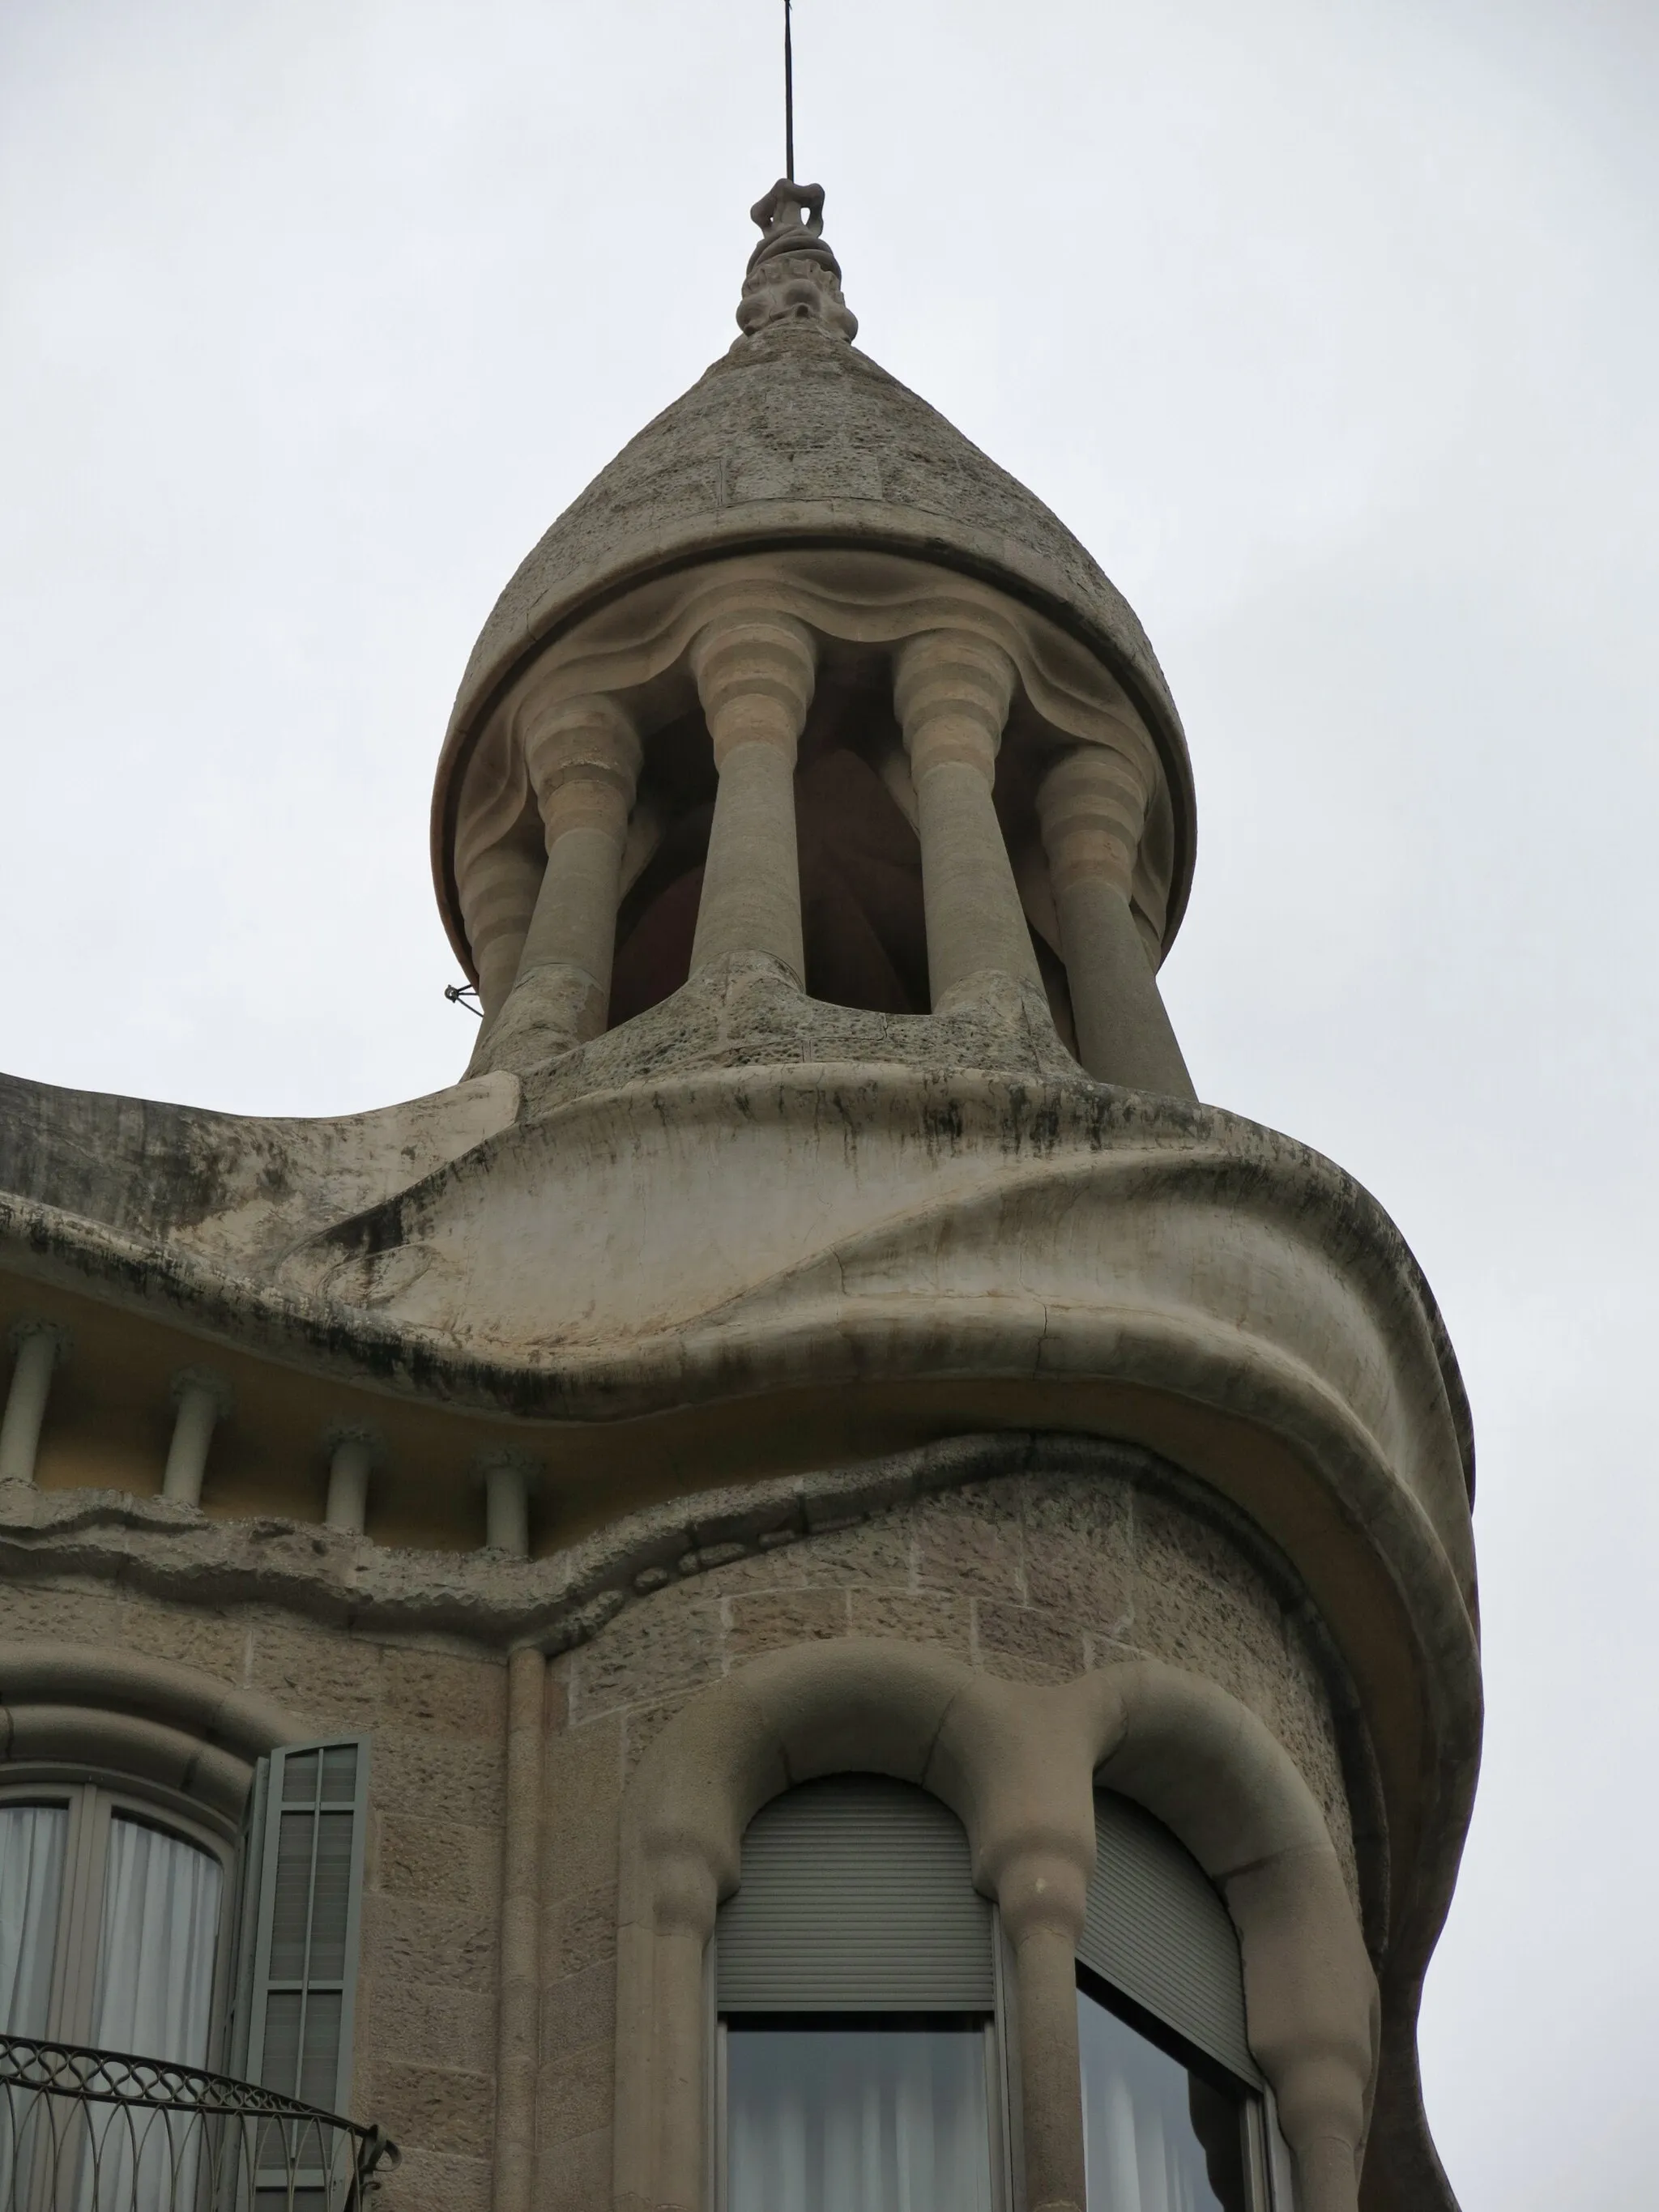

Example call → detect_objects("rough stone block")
537 2036 613 2147
362 1889 499 1995
796 1515 913 1590
358 1981 495 2073
381 1645 506 1738
912 1489 1026 1602
368 2060 495 2159
540 2123 611 2212
373 1727 505 1829
725 1588 848 1658
847 1588 970 1654
0 1583 120 1643
571 1589 721 1720
372 2146 490 2212
1021 1476 1135 1634
117 1599 246 1679
540 1957 616 2058
247 1615 382 1728
378 1812 501 1912
544 1716 623 1892
972 1599 1085 1684
547 1883 619 1977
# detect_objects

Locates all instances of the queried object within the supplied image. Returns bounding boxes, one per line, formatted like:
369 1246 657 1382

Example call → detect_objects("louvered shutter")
1078 1789 1259 2085
244 1740 369 2116
717 1775 994 2013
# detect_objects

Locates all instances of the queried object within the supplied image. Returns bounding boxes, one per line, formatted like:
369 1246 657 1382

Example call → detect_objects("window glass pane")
727 2022 993 2212
1078 1984 1250 2212
0 1804 66 2036
91 1815 222 2068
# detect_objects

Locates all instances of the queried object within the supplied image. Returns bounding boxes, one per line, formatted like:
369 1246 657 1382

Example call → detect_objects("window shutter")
1078 1790 1259 2085
717 1775 994 2013
244 1740 369 2116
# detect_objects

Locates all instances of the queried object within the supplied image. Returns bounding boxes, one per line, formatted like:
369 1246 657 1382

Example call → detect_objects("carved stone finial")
736 180 858 341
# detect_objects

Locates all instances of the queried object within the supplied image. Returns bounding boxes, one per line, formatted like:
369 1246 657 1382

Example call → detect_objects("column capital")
1036 741 1154 903
893 625 1017 778
517 691 642 813
171 1365 234 1419
689 603 817 768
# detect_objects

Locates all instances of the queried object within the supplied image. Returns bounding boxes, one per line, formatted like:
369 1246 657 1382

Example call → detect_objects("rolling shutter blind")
244 1740 369 2116
1078 1790 1259 2085
717 1775 994 2013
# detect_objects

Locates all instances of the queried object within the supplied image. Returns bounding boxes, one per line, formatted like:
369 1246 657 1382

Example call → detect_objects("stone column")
462 843 547 1032
1036 744 1195 1098
493 1646 546 2212
475 696 642 1072
893 629 1043 1009
993 1845 1090 2212
0 1321 69 1485
688 607 816 985
323 1426 381 1534
478 1451 535 1557
162 1368 232 1507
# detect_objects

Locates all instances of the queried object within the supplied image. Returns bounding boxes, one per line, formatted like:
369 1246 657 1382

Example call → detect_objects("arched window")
0 1782 228 2065
1077 1791 1286 2211
714 1775 1007 2212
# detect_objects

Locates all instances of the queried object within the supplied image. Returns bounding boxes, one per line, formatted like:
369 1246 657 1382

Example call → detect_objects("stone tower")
0 185 1478 2212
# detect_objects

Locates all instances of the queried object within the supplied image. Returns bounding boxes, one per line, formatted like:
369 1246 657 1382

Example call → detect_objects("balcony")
0 2035 397 2212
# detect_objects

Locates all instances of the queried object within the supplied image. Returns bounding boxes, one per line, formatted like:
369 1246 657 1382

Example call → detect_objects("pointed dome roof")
433 184 1196 944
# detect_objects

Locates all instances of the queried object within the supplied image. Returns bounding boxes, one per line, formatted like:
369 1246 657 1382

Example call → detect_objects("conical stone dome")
434 184 1196 942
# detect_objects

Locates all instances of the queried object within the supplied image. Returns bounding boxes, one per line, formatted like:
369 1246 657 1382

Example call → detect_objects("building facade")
0 183 1479 2212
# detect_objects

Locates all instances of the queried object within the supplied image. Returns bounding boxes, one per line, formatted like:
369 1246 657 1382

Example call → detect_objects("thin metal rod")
784 0 795 181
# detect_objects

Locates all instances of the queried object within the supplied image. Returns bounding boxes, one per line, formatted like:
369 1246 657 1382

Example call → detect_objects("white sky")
2 4 1655 2202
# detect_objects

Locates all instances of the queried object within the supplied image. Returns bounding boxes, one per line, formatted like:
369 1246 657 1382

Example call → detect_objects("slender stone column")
1036 744 1195 1098
478 1451 535 1557
162 1368 232 1507
689 607 816 984
462 842 547 1030
323 1426 381 1534
493 1646 546 2212
893 629 1043 1008
994 1846 1090 2212
0 1321 69 1485
475 696 642 1071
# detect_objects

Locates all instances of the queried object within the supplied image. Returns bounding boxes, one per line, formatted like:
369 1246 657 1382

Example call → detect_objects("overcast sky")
2 3 1656 2203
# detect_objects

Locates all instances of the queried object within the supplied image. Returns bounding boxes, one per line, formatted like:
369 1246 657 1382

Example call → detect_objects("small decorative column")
1036 744 1195 1098
477 1450 536 1558
893 629 1044 1009
462 842 548 1036
475 695 642 1072
688 606 817 984
162 1367 232 1506
0 1320 69 1485
323 1426 382 1535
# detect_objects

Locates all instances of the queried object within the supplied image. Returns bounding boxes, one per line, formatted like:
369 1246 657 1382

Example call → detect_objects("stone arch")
0 1640 300 1826
614 1637 1376 2212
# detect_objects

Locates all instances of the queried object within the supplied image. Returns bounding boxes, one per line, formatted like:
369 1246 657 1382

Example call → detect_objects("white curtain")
727 2025 994 2212
79 1817 224 2212
90 1815 222 2066
1077 1988 1243 2212
0 1803 66 2036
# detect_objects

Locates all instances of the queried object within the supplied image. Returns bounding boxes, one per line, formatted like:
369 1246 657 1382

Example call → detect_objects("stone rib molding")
614 1641 1376 2212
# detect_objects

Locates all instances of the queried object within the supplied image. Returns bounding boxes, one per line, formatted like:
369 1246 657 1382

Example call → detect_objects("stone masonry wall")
537 1463 1356 2212
0 1580 506 2212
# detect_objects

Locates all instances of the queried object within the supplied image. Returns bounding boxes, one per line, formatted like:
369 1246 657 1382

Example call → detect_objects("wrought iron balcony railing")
0 2034 398 2212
